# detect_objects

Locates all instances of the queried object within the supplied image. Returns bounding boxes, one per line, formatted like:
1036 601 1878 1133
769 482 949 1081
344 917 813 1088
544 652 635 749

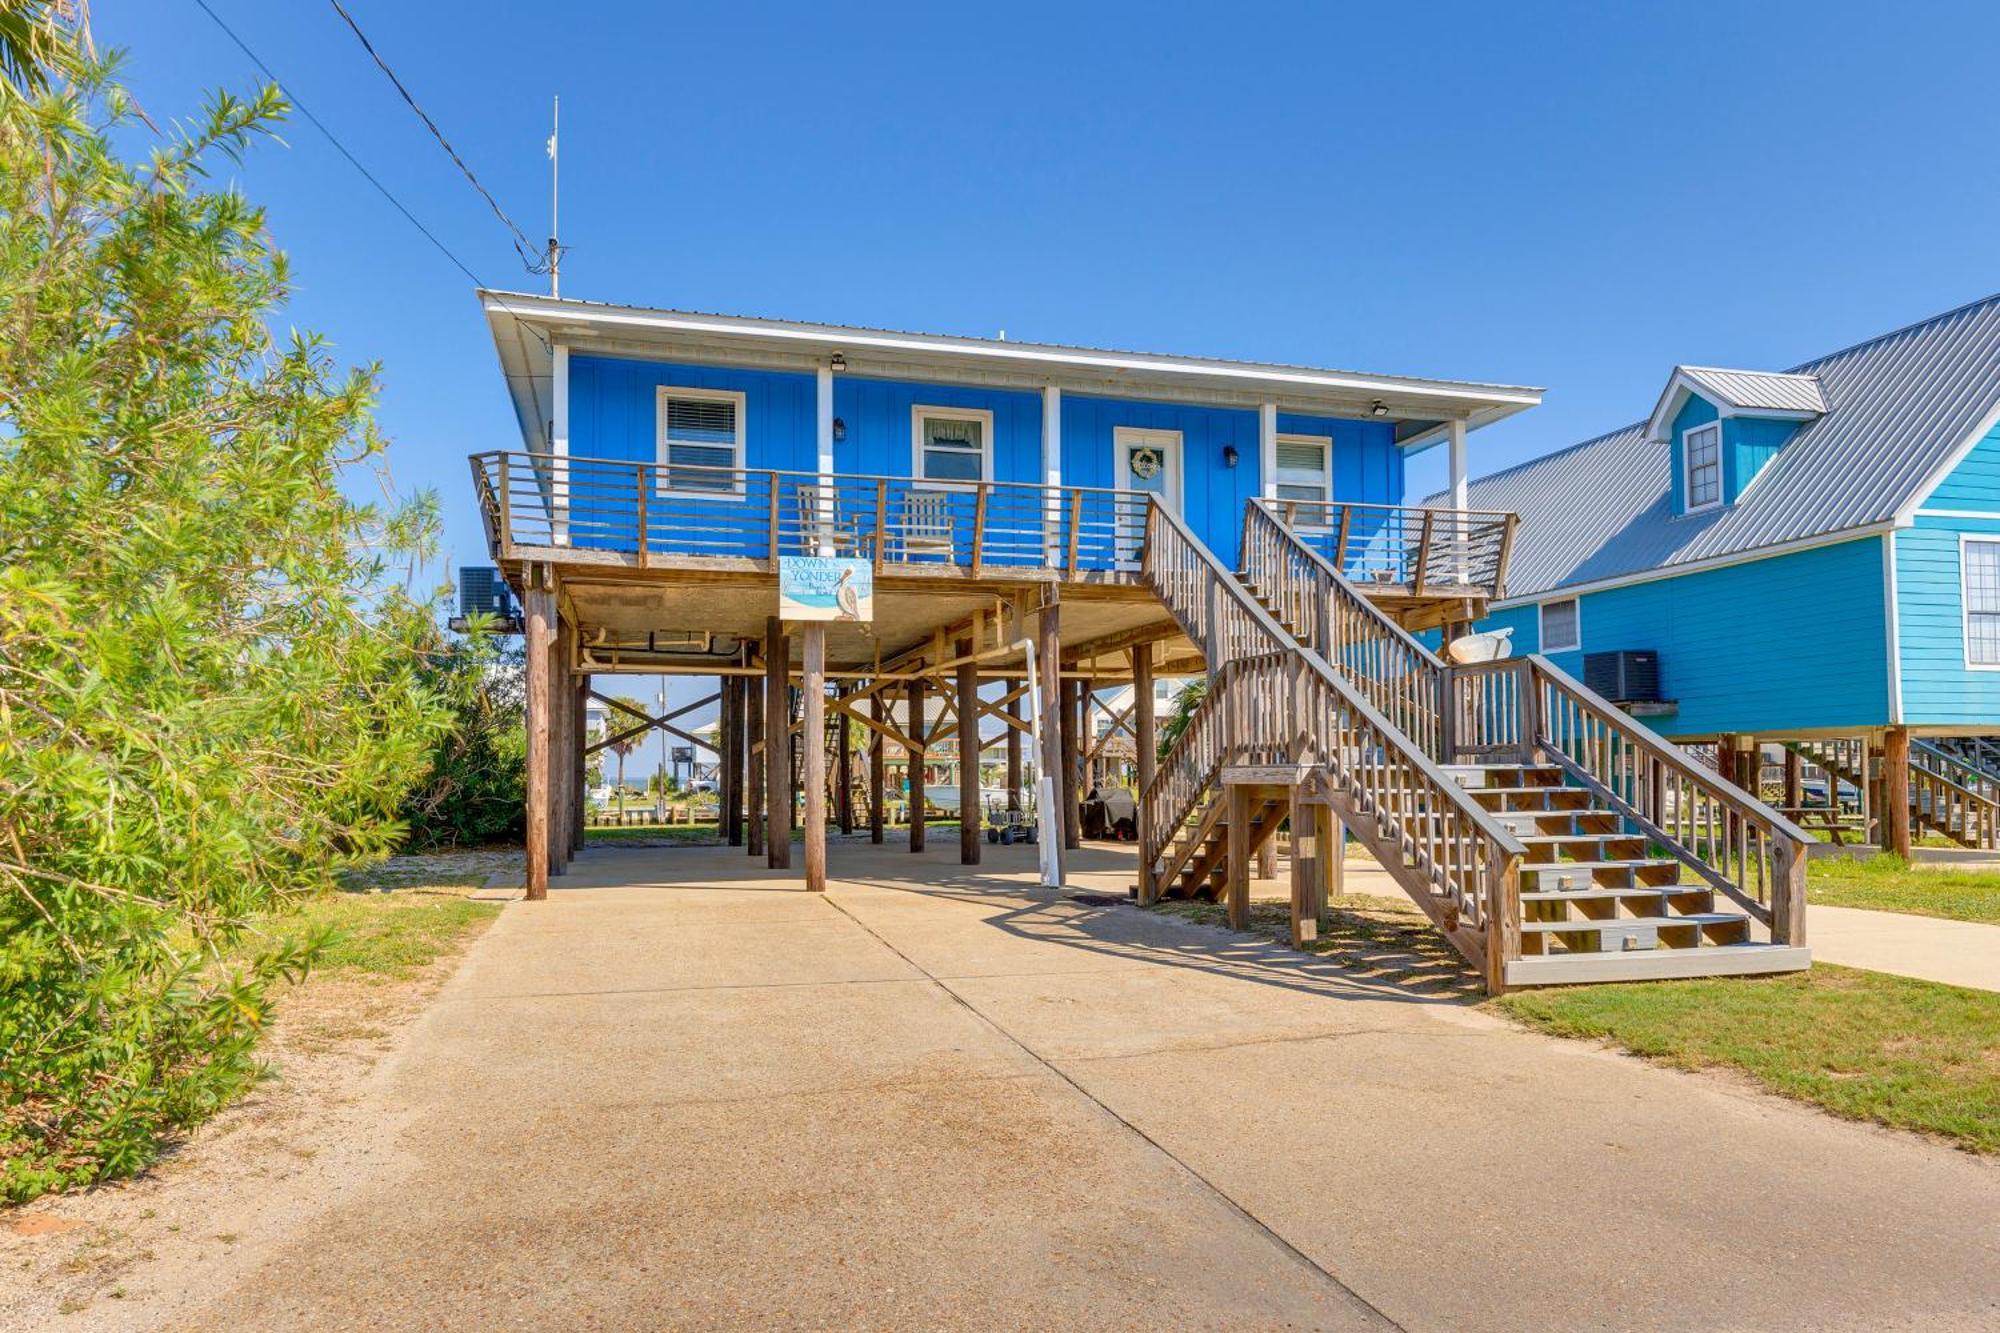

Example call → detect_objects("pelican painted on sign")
834 567 860 621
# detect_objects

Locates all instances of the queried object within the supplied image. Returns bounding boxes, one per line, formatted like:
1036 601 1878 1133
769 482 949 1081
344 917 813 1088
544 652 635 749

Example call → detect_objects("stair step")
1505 944 1810 986
1522 912 1744 933
1520 887 1698 903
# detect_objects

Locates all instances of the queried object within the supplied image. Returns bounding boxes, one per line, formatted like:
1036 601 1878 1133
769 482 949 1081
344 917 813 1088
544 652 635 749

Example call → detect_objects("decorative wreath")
1129 447 1163 480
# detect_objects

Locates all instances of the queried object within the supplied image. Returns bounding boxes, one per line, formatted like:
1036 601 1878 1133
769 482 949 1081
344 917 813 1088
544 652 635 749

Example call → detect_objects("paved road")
179 843 1997 1331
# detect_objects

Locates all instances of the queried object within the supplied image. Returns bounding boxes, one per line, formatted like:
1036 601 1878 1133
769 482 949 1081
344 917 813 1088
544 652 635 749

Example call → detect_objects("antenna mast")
547 95 560 297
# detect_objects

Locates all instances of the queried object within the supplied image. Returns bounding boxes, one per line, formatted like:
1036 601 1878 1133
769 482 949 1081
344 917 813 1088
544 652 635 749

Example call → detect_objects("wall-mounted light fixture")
832 417 847 442
830 352 846 372
1370 399 1390 417
1222 444 1240 468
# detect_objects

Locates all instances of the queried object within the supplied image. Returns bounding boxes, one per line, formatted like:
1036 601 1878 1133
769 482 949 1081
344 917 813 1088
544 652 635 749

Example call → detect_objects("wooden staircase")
1135 498 1812 991
1788 737 2000 852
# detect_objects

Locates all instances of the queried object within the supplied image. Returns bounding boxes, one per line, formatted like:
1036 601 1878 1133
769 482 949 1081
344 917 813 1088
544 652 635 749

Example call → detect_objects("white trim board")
1894 396 2000 525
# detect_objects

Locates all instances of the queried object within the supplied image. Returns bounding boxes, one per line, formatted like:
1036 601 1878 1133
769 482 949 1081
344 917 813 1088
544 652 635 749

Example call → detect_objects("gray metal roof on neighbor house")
1676 366 1828 417
1433 292 2000 601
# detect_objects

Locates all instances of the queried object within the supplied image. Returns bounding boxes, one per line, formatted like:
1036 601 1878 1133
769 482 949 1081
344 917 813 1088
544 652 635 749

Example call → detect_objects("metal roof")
480 289 1543 457
1679 366 1828 415
1434 293 2000 601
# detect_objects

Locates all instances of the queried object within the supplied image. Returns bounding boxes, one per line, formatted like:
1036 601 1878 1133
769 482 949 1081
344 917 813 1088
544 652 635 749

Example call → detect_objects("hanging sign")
778 555 873 622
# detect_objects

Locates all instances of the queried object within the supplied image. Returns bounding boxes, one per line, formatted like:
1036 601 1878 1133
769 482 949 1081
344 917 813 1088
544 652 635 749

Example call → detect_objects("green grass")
585 819 964 846
1495 965 2000 1152
1807 856 2000 924
294 893 501 979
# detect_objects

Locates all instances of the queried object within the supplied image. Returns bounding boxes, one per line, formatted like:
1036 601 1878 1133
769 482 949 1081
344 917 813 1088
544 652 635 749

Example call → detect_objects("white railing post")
815 363 837 556
1042 385 1063 564
551 343 571 546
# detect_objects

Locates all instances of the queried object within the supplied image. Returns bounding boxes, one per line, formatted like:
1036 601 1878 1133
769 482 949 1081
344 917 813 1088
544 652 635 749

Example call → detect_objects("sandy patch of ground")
0 858 506 1330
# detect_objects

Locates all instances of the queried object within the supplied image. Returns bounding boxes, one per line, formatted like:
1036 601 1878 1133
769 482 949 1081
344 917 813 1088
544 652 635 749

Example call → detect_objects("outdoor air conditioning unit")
458 566 517 619
1584 650 1661 704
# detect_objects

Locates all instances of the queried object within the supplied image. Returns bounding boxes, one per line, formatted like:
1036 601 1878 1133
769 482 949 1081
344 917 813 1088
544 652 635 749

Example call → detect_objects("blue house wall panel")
1469 537 1889 738
569 354 816 473
1726 416 1797 502
1059 394 1262 561
832 378 1043 484
1896 424 2000 725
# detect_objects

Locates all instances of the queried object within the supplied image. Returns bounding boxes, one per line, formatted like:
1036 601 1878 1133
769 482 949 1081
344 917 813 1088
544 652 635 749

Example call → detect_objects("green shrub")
0 47 449 1200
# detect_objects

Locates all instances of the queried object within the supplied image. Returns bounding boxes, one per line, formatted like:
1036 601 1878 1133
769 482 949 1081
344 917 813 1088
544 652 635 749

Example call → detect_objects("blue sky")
100 1 2000 725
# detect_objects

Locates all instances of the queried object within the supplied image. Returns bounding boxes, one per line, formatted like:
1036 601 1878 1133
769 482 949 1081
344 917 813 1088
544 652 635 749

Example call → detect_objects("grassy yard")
586 819 965 847
1496 966 2000 1153
309 851 510 977
1806 855 2000 924
1154 889 1999 1153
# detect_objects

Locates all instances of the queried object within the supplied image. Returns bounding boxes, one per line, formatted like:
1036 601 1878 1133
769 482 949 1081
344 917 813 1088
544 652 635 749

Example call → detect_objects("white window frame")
1960 534 2000 670
1681 421 1723 513
1273 432 1334 512
911 405 994 488
655 385 748 500
1540 596 1581 653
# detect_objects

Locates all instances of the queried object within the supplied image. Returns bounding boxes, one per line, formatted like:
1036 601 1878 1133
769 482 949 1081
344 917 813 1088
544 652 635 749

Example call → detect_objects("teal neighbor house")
1443 293 2000 851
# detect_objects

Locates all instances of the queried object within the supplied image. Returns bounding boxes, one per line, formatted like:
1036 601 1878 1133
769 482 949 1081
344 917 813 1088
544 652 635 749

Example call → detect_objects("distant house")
1444 293 2000 853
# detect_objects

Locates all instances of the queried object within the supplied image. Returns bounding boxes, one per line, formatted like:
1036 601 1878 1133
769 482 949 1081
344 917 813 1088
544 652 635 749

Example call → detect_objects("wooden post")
869 689 886 844
1783 745 1802 813
571 674 589 860
1884 725 1912 860
746 662 765 858
1227 783 1253 931
1318 804 1341 913
836 706 853 835
550 619 573 873
1132 647 1155 902
957 638 981 864
523 581 553 902
1060 677 1081 850
802 626 828 892
1004 677 1022 814
765 617 791 869
1288 789 1316 948
725 677 746 846
907 674 927 852
1036 599 1065 876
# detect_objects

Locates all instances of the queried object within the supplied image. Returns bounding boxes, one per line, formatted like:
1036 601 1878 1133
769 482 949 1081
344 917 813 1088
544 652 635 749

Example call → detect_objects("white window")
656 386 746 496
1683 422 1721 511
912 406 992 485
1964 537 2000 668
1540 597 1580 653
1274 434 1332 506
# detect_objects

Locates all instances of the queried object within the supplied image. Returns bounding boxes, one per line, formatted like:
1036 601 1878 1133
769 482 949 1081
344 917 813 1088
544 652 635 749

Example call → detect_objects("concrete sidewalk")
1805 903 2000 992
171 843 1996 1332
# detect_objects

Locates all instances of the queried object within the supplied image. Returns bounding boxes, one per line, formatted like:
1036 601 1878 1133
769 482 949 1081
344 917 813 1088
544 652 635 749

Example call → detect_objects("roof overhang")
479 290 1543 456
1643 366 1826 443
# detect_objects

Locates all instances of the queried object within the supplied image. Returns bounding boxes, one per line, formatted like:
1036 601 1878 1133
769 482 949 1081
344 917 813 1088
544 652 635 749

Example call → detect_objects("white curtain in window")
921 415 984 482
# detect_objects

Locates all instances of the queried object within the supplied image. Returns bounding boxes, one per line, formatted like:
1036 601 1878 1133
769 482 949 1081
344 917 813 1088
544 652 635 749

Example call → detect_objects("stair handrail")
1912 738 2000 801
1452 654 1812 945
1242 499 1449 760
1141 498 1529 988
1907 741 2000 850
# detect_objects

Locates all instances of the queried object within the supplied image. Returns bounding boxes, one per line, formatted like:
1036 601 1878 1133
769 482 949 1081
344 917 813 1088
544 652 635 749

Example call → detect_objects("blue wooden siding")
1921 420 2000 510
569 355 815 472
1726 416 1798 502
1468 536 1890 738
566 354 1404 566
1895 425 2000 724
831 378 1043 484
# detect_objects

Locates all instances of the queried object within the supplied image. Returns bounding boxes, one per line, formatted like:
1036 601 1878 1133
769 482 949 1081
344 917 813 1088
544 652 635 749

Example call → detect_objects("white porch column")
1447 416 1470 586
1043 385 1063 560
1447 417 1469 510
551 342 570 546
815 363 836 556
1259 401 1278 501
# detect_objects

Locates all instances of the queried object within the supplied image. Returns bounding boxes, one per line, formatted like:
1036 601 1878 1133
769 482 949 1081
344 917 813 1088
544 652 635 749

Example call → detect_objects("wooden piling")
523 581 553 902
802 625 827 892
765 617 791 869
958 638 980 865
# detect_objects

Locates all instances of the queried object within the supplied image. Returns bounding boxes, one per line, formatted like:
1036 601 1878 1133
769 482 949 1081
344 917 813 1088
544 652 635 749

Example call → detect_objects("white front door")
1114 428 1182 564
1115 427 1183 514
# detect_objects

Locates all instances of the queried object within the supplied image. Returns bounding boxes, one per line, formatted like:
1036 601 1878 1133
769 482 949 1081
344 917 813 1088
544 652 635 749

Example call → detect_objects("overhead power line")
188 0 494 294
325 0 552 276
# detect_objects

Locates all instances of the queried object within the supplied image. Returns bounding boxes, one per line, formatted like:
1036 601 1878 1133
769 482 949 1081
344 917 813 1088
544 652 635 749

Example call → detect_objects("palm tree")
1157 679 1207 760
0 1 88 101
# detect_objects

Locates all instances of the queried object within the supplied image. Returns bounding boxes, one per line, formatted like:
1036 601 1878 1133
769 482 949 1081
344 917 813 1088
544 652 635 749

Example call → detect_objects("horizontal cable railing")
1451 656 1811 944
1258 497 1517 598
469 451 1153 575
1240 500 1449 760
1142 499 1528 987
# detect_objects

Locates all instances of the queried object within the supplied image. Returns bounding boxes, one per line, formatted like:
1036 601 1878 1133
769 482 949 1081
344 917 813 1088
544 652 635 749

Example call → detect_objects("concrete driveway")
178 842 1997 1331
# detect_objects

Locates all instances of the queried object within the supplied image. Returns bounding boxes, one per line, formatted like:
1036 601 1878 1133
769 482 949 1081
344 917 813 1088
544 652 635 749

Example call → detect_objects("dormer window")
1683 422 1721 511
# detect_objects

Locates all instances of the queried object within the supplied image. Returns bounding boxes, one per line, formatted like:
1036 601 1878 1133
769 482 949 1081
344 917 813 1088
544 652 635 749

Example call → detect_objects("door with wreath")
1113 427 1182 567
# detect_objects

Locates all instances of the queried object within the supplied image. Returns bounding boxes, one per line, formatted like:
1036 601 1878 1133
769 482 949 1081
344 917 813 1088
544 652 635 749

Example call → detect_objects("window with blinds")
1540 597 1580 653
1965 539 2000 666
1683 422 1721 510
658 389 744 494
1274 435 1330 505
915 409 988 484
